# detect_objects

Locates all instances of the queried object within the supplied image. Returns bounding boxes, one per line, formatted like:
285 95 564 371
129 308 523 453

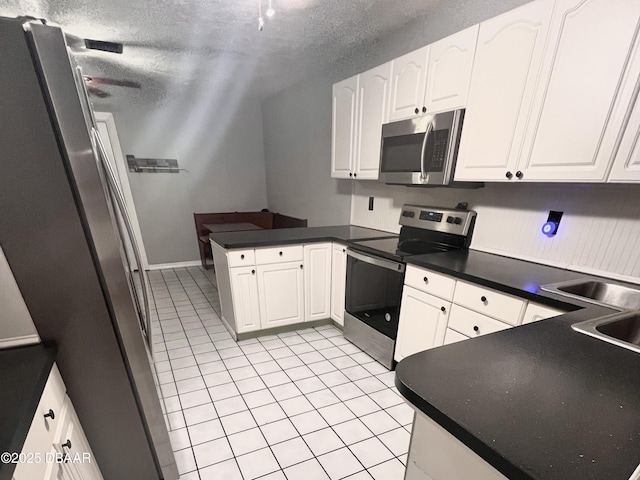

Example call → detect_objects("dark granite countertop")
0 342 56 480
209 225 395 249
396 249 640 480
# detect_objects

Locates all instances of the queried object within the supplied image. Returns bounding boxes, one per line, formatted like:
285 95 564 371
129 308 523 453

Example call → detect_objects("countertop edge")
395 376 536 480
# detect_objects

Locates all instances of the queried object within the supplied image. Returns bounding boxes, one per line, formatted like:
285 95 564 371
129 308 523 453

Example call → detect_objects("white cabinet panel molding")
388 46 430 122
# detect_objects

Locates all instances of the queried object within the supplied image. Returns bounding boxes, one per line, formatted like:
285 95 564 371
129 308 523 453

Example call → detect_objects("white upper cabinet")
331 75 358 179
518 0 640 181
355 62 392 179
455 0 554 182
424 25 479 114
388 46 430 122
608 35 640 182
304 243 332 322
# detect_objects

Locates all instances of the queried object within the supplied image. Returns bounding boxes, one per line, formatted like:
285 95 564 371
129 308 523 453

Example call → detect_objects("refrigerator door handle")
92 127 153 356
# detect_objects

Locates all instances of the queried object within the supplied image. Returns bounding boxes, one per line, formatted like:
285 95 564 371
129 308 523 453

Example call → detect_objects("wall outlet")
368 197 374 211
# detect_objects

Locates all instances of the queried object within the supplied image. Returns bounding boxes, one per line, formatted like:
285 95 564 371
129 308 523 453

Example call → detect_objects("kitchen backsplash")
351 182 640 283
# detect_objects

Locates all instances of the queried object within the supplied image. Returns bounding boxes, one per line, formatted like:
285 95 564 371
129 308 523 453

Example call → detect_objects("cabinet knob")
342 248 346 253
515 170 524 179
473 326 479 332
300 264 303 269
505 171 513 179
349 172 353 177
423 276 428 283
353 172 357 178
422 106 427 113
44 409 55 420
481 296 487 303
240 254 245 259
279 251 283 256
440 306 446 313
414 108 419 114
251 269 255 274
62 439 72 449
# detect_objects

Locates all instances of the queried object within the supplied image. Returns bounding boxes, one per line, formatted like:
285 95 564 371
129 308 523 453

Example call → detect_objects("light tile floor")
147 267 413 480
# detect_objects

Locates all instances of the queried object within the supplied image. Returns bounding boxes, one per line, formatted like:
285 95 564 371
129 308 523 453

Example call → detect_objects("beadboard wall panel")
351 182 640 281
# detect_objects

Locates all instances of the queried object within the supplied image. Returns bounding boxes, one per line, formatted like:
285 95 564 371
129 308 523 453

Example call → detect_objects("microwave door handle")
420 118 435 180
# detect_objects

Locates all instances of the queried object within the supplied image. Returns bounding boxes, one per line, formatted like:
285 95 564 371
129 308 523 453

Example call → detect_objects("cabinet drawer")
453 281 525 325
521 302 565 324
448 304 511 338
443 328 469 345
228 249 255 267
255 245 303 265
404 265 456 301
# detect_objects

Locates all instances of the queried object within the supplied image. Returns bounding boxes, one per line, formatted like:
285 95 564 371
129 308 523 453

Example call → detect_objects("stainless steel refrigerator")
0 17 178 480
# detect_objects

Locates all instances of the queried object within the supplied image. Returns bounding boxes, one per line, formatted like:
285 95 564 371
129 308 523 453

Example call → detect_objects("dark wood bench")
193 211 308 268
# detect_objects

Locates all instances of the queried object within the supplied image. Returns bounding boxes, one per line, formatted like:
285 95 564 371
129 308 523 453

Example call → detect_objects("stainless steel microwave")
378 109 480 187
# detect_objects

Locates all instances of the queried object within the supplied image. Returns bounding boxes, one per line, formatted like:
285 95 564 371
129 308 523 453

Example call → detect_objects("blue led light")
542 221 558 237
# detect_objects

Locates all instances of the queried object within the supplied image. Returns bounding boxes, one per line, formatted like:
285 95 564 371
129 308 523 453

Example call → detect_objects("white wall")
350 182 640 282
262 75 353 226
100 91 269 265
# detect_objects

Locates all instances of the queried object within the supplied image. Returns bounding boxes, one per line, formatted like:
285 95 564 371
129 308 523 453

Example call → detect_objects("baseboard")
148 260 202 271
0 334 40 349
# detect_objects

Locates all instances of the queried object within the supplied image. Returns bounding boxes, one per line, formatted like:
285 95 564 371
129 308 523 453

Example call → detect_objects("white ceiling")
0 0 442 104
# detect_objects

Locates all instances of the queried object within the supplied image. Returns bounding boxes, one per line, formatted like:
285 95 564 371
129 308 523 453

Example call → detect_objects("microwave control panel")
428 129 449 172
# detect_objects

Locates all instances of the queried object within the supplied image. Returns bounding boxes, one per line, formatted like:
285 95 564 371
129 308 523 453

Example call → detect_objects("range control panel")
399 204 476 236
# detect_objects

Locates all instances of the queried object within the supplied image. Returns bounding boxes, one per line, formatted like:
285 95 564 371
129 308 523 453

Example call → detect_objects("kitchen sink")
572 311 640 353
541 278 640 311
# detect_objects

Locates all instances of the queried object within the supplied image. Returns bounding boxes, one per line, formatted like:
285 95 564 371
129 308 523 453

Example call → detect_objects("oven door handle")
347 249 406 273
420 117 435 180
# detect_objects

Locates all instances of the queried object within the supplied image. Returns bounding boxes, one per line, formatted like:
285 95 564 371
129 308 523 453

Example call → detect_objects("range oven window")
345 252 404 339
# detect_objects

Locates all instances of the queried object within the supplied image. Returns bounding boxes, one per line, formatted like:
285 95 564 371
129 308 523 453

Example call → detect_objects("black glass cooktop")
348 236 458 262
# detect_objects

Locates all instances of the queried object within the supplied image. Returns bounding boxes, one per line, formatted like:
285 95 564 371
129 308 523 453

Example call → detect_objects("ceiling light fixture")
258 0 265 31
266 0 275 18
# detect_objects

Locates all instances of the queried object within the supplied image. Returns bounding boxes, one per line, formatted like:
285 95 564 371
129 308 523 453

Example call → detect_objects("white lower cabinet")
521 302 564 324
230 266 261 333
443 328 469 345
304 243 332 322
13 365 102 480
406 411 508 480
257 261 305 329
394 286 450 362
396 265 567 357
330 243 347 326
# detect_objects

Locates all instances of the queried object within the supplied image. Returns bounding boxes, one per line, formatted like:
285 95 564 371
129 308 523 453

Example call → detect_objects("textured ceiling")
0 0 443 104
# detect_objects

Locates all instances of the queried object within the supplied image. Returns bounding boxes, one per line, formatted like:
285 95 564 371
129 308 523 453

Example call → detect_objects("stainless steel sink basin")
541 278 640 310
572 311 640 353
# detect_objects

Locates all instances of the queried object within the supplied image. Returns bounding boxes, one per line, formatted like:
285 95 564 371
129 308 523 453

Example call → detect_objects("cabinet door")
521 302 564 324
395 286 450 362
424 25 479 114
304 243 332 322
331 75 358 179
518 0 640 181
257 261 304 329
455 0 554 182
388 46 430 122
230 266 261 333
355 62 391 179
330 243 347 325
609 39 640 182
443 328 469 346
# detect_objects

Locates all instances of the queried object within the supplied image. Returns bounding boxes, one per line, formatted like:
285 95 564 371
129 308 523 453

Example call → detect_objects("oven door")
343 249 405 369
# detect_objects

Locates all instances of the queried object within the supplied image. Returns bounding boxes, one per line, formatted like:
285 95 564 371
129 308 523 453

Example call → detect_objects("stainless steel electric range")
343 204 477 369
